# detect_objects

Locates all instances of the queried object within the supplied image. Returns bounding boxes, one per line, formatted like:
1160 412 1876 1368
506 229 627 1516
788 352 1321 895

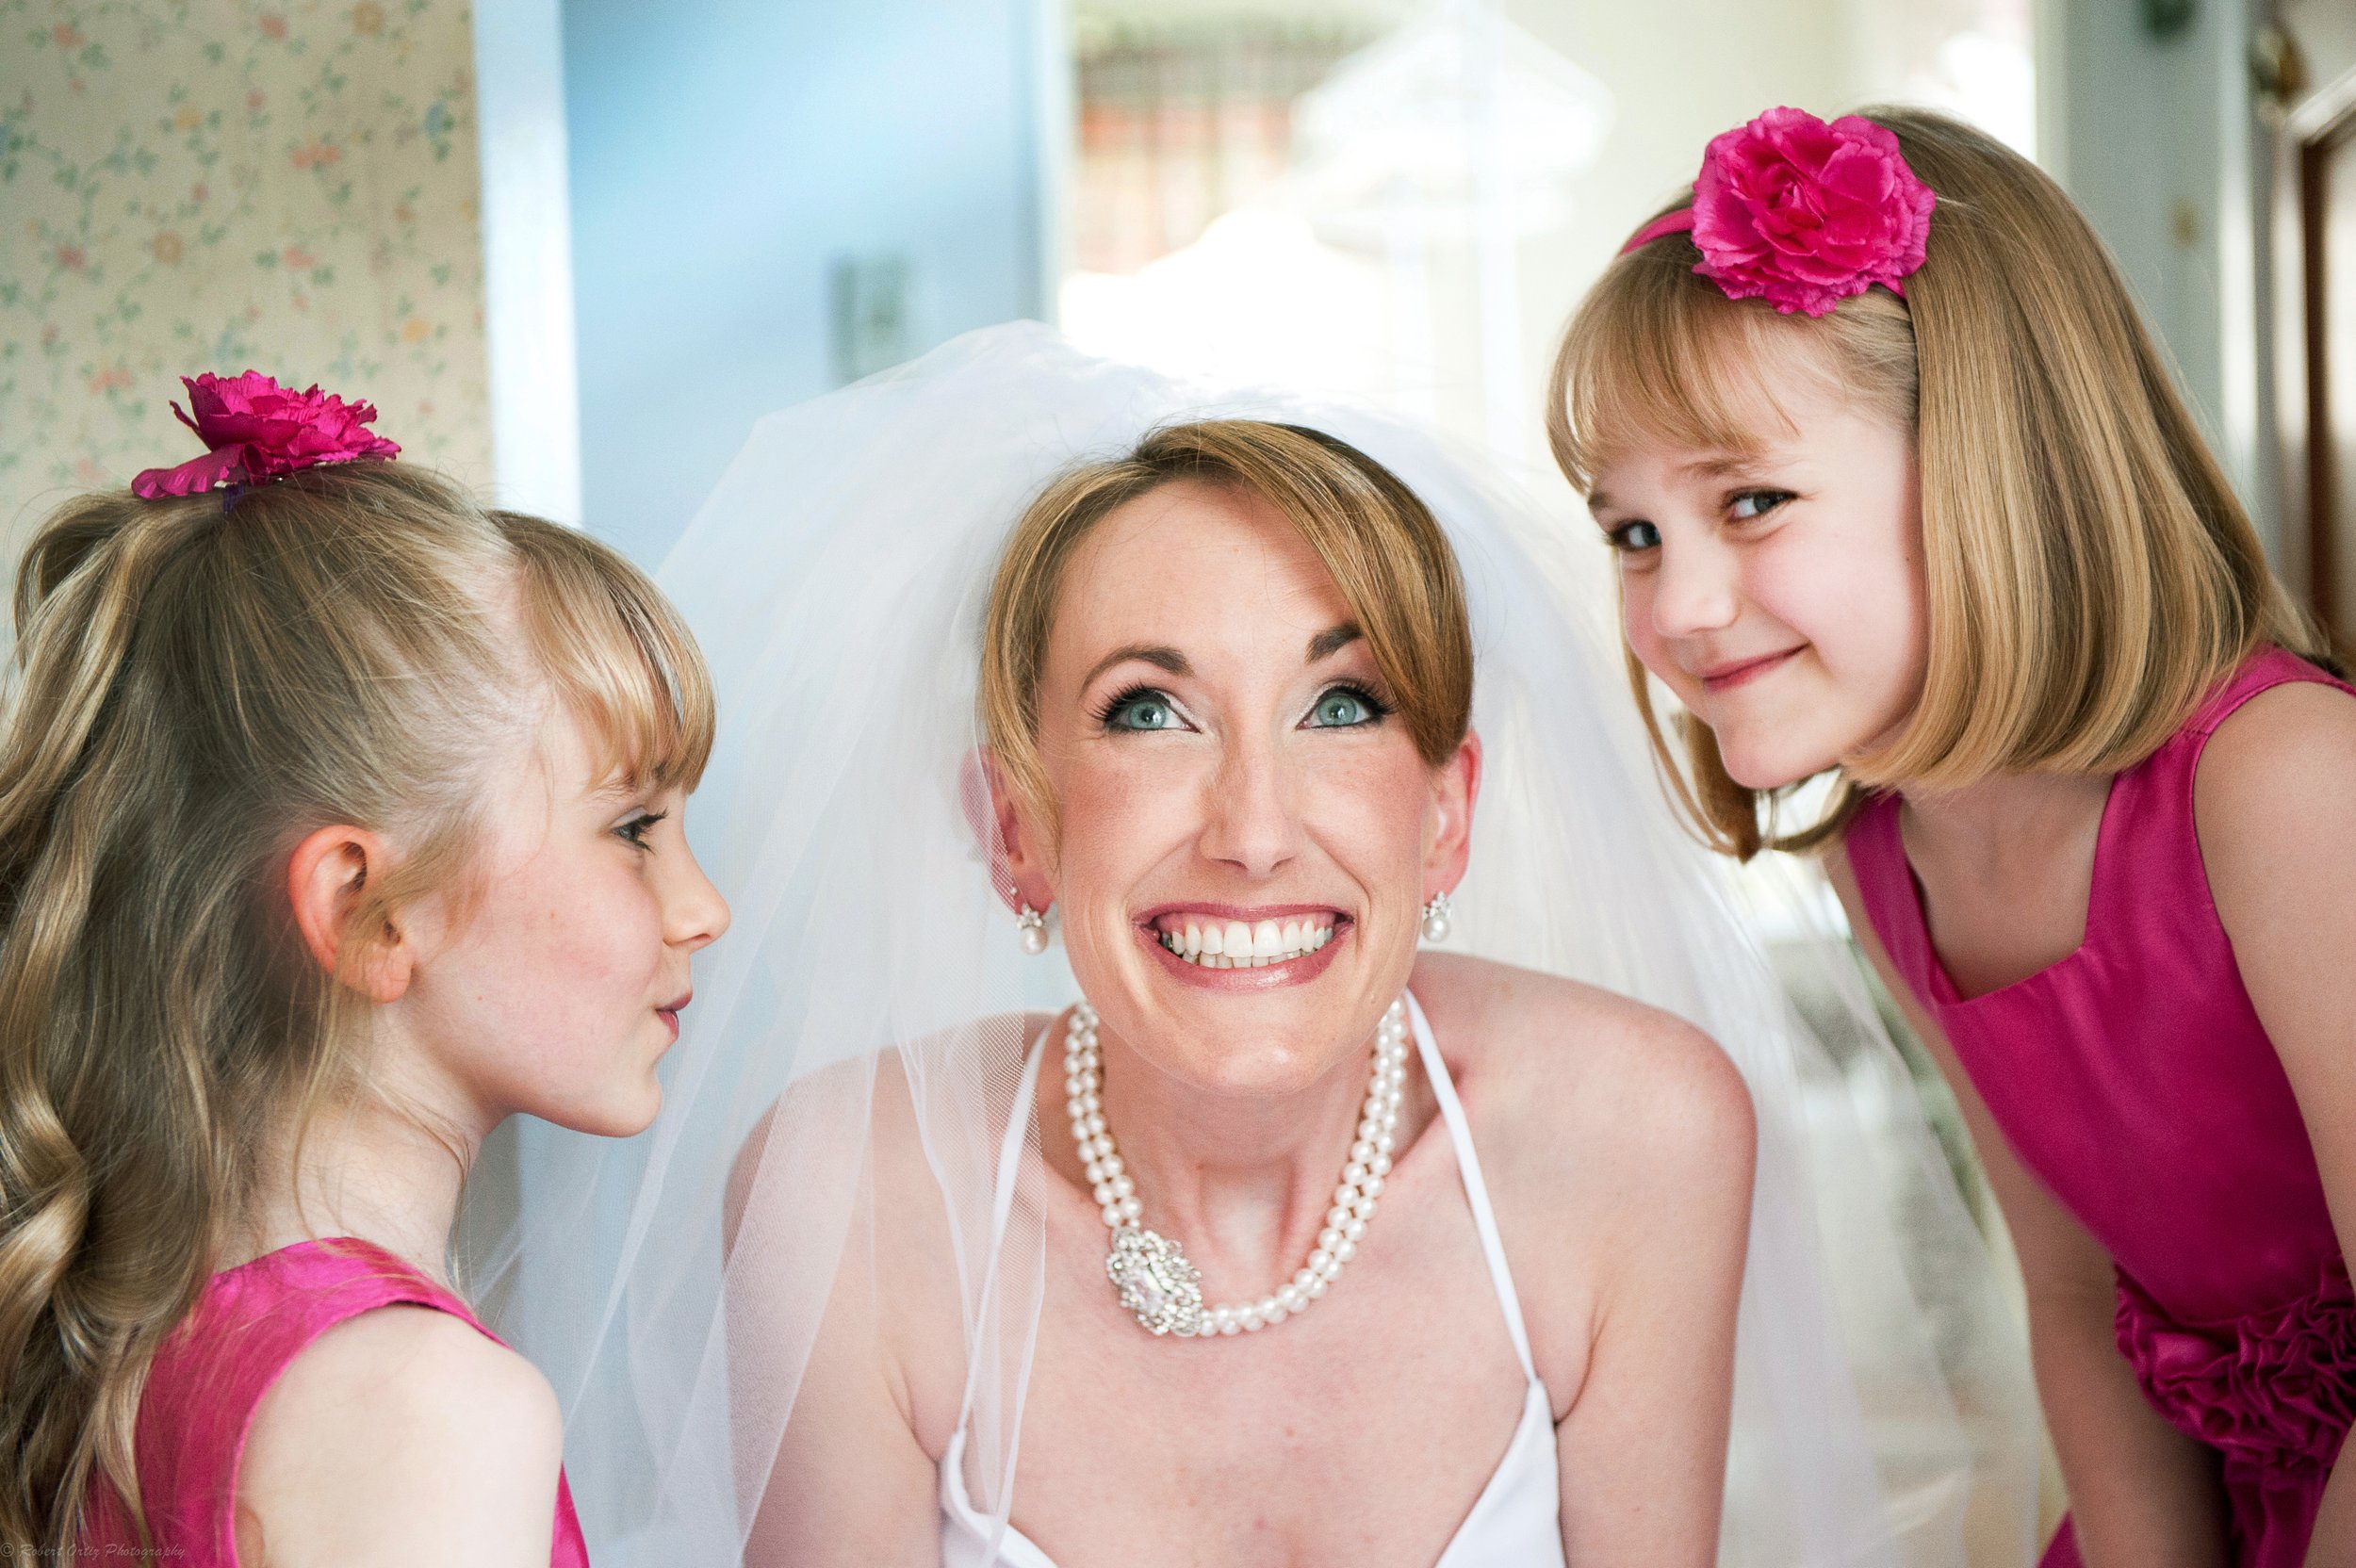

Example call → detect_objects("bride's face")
1005 477 1477 1096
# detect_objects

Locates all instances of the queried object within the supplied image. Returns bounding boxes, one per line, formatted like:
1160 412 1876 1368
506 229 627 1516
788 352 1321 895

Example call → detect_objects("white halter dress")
940 993 1566 1567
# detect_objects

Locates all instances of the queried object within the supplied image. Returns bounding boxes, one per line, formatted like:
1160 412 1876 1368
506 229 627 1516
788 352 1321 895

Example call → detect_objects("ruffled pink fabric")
1686 106 1936 318
2116 1259 2356 1478
131 370 400 498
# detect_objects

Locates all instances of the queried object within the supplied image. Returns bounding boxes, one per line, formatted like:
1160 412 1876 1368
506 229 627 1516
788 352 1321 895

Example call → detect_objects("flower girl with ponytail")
0 374 728 1562
1555 107 2356 1565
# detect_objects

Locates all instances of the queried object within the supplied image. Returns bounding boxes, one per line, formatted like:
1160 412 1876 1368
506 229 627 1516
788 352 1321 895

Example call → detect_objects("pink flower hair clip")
131 371 401 500
1621 106 1937 318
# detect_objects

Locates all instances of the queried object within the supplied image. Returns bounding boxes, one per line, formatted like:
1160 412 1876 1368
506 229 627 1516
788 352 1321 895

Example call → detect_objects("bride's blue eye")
1305 686 1387 728
1606 519 1661 552
1102 689 1181 731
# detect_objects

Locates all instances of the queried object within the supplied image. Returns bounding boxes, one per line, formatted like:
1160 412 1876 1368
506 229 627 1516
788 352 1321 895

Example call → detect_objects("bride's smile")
1142 905 1342 974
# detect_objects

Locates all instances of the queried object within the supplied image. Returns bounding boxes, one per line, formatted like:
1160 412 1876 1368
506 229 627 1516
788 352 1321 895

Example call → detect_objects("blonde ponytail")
0 463 711 1548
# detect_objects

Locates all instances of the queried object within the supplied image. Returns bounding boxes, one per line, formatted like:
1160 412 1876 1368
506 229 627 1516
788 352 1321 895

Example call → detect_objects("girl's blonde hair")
1549 106 2326 858
0 462 712 1549
981 420 1472 827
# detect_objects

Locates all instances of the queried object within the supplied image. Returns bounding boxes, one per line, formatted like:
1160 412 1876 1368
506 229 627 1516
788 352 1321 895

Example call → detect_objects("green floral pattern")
0 0 490 537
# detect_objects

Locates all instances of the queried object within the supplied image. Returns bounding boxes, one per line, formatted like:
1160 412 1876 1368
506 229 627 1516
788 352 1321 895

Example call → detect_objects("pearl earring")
1016 902 1049 956
1419 890 1452 944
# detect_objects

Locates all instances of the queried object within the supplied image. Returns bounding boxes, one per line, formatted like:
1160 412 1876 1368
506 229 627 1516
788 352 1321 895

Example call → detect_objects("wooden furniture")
2273 5 2356 658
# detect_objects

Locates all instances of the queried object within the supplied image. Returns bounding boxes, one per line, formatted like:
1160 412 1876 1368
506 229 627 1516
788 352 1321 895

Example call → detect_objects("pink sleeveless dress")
83 1236 589 1566
1846 647 2356 1567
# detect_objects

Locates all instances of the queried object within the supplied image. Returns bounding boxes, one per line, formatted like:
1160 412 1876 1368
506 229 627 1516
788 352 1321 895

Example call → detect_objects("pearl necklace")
1065 997 1410 1337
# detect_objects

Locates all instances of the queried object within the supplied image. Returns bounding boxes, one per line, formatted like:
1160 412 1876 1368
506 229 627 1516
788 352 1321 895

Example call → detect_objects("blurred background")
5 0 2351 632
7 0 2356 1556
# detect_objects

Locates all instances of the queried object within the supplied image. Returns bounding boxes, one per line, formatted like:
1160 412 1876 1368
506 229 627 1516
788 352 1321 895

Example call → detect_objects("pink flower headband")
1621 106 1936 318
132 371 401 500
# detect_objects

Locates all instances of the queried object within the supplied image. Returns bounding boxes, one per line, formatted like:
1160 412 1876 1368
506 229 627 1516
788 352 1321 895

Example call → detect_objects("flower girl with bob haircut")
1555 108 2356 1564
0 374 728 1562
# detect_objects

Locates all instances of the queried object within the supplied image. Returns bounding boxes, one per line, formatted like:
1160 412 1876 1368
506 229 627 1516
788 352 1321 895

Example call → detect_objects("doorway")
2272 2 2356 659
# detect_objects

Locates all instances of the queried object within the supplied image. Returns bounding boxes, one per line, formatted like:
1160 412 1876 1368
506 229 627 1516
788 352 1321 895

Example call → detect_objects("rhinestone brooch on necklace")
1064 997 1410 1337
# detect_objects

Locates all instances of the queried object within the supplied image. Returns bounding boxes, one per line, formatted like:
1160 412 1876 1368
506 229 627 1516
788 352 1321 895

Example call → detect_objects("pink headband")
1620 106 1936 318
132 371 401 500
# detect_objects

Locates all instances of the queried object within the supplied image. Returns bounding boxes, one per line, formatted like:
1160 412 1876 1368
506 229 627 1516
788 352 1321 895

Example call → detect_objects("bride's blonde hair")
1550 106 2325 859
981 419 1472 830
0 463 712 1549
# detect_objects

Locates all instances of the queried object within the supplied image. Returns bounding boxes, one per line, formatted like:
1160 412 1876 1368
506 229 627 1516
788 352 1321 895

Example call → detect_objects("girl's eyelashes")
1604 518 1661 553
1595 486 1793 553
1095 683 1191 733
1301 681 1392 729
615 808 667 850
1727 488 1796 521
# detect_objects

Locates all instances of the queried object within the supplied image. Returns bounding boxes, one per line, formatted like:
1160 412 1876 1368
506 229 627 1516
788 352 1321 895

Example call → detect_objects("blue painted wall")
562 0 1054 565
2045 0 2272 553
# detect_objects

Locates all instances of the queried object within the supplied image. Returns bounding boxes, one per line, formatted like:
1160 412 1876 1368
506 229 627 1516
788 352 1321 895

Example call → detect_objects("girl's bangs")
505 520 715 795
554 601 714 795
1552 253 1824 493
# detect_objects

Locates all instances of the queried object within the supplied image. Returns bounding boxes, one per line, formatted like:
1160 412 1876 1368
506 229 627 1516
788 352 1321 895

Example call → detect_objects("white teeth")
1157 916 1339 968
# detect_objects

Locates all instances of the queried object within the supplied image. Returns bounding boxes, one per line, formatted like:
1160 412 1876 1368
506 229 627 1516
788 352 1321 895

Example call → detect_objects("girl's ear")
1424 727 1484 900
957 747 1055 916
286 825 416 1004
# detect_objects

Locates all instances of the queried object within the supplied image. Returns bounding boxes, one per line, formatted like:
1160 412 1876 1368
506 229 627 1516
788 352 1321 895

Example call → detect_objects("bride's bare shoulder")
1408 954 1754 1401
725 1011 1053 1249
1408 951 1753 1183
722 1013 1054 1456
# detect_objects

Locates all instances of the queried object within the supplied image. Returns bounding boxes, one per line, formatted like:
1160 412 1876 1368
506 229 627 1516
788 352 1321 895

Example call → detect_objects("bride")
770 415 1752 1564
487 325 2041 1565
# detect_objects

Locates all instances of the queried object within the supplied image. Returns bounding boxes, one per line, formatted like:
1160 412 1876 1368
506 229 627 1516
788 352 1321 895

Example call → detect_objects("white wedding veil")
480 323 2040 1564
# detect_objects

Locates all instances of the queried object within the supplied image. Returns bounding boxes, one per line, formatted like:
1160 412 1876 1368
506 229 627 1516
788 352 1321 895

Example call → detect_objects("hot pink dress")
83 1235 589 1566
1846 647 2356 1567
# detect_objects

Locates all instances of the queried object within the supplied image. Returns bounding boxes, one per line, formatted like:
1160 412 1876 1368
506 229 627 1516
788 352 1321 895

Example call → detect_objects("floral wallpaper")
0 0 491 538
